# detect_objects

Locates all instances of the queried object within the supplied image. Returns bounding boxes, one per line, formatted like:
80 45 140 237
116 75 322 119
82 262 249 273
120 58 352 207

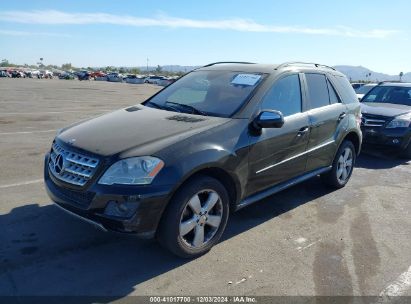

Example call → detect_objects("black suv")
360 82 411 157
44 62 362 258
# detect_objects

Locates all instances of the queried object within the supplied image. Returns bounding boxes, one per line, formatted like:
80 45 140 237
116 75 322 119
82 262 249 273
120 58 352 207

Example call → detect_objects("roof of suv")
196 62 345 77
197 63 277 73
378 82 411 87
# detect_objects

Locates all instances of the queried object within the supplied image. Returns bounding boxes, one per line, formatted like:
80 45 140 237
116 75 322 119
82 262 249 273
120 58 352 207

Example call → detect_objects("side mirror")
253 110 284 129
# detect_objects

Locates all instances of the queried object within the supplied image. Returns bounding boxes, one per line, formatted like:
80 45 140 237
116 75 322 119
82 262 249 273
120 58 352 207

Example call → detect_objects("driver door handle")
338 112 347 121
297 126 309 136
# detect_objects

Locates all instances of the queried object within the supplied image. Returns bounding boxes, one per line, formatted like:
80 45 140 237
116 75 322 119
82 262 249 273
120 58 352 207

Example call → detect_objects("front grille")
49 142 100 186
361 114 387 127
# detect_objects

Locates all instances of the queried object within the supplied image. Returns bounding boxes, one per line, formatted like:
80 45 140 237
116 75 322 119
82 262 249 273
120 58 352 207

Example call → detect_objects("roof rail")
378 80 402 85
202 61 256 67
275 62 336 71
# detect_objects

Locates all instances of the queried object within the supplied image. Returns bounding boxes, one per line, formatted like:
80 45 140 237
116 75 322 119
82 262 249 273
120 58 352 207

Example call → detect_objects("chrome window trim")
256 139 335 174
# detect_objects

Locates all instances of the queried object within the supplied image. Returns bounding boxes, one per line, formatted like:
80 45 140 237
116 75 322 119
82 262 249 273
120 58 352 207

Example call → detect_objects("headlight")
386 113 411 129
99 156 164 185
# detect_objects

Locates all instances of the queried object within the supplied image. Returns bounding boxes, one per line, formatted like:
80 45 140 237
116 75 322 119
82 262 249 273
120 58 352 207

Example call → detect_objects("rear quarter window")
329 74 358 104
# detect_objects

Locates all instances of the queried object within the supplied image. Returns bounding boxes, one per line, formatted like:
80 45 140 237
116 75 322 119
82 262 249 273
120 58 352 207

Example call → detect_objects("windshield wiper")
146 102 165 109
147 101 181 112
165 101 208 116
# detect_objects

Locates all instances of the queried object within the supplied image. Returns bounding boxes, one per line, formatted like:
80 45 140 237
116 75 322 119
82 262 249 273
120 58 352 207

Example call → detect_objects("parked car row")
0 68 53 79
102 73 177 86
1 67 180 86
59 70 179 86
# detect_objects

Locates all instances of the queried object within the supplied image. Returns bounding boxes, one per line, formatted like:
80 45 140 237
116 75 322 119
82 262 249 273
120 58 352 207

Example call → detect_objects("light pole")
146 58 149 73
37 58 44 68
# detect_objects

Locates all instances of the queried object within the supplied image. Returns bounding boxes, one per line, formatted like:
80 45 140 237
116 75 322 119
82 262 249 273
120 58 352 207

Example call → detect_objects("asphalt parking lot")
0 78 410 298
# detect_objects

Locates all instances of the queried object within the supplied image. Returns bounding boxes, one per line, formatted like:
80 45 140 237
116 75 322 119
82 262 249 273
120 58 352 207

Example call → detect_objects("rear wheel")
321 140 356 189
157 175 230 258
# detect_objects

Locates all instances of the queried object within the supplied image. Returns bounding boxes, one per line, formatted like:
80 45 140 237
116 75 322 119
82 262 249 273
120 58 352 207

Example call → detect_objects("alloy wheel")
179 190 223 248
336 147 353 183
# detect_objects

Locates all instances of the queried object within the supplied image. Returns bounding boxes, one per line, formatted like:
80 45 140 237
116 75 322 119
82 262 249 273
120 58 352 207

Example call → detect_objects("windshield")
362 85 411 106
356 84 376 94
144 70 265 117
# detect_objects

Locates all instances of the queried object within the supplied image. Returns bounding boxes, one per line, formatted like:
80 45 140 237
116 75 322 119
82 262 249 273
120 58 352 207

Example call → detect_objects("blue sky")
0 0 410 74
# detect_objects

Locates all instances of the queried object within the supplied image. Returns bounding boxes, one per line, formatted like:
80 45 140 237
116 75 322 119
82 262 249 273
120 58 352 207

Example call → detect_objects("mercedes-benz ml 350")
45 62 362 258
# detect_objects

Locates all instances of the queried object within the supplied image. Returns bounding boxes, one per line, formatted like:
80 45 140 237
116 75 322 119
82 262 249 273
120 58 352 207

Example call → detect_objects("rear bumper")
361 126 411 151
44 154 174 238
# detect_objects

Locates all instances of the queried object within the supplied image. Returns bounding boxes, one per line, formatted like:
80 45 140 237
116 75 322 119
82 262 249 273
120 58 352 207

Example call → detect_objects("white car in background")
356 83 377 100
125 74 145 84
158 77 175 87
30 70 40 78
106 73 123 82
144 75 165 84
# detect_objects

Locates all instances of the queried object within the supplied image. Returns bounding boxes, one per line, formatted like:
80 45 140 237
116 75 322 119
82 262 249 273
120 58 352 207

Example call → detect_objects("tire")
157 175 230 258
321 140 356 189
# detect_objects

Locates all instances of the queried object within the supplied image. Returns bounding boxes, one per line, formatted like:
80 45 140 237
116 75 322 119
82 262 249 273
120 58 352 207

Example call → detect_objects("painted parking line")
0 129 55 136
0 179 43 189
379 265 411 298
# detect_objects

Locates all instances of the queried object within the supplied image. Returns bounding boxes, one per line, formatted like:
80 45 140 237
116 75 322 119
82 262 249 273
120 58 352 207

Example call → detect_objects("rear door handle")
338 112 347 121
297 126 309 136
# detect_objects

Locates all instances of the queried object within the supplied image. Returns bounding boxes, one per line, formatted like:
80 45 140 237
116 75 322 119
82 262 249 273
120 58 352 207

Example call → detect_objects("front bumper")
44 154 174 238
361 126 411 151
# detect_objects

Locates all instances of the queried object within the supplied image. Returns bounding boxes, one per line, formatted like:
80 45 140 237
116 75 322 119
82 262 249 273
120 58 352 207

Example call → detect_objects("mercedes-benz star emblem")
54 154 65 175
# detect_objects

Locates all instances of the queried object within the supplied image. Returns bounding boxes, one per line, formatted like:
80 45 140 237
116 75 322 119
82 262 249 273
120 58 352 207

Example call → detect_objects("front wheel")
321 140 356 189
157 176 230 258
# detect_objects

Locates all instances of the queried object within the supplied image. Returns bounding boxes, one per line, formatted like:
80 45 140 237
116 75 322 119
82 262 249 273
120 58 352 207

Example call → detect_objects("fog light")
392 139 400 144
104 200 139 218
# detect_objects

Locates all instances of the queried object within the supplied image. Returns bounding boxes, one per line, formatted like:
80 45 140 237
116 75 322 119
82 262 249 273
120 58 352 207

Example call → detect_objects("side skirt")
235 166 332 211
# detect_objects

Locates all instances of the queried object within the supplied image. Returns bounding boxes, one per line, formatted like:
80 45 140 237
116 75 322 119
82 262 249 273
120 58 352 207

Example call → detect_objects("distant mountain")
333 65 411 82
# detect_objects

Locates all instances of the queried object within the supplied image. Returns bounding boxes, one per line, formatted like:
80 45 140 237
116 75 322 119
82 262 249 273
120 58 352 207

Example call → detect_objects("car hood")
360 102 411 117
58 105 230 156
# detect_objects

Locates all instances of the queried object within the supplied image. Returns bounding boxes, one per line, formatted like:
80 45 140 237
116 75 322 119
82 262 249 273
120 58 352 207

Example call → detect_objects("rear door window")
305 73 331 109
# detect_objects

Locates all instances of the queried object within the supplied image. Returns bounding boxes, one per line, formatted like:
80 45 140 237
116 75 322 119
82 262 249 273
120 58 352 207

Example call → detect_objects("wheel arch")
161 166 240 221
185 167 239 211
342 131 361 155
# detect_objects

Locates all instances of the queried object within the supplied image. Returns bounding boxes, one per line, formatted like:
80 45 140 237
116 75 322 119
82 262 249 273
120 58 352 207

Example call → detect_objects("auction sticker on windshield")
231 74 261 86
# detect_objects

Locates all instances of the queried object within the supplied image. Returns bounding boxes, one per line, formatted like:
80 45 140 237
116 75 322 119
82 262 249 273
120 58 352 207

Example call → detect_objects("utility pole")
146 58 149 73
